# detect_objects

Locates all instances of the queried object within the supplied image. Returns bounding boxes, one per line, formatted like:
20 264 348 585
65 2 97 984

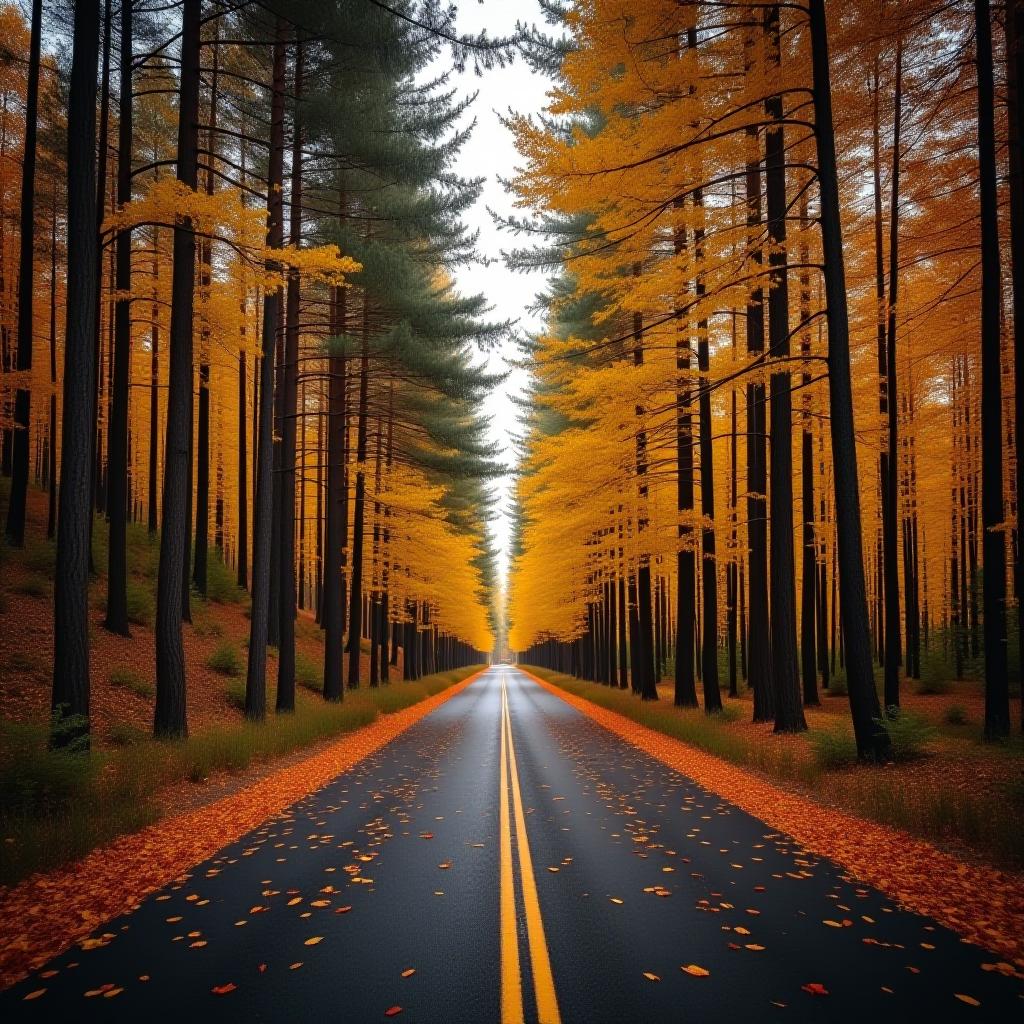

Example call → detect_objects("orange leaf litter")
0 669 484 989
521 669 1024 969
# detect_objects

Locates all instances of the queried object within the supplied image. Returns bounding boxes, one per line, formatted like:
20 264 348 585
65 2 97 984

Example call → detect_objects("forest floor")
523 667 1024 873
0 481 476 889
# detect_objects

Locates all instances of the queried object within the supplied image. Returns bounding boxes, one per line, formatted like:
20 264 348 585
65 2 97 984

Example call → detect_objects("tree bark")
975 0 1010 739
808 0 888 758
4 0 41 546
277 39 303 714
245 20 286 721
104 0 133 636
154 0 200 739
52 0 101 748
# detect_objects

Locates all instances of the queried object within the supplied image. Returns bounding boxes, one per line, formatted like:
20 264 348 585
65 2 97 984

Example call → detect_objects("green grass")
809 724 858 769
126 580 156 627
943 704 968 726
208 641 243 676
526 666 1024 870
205 553 247 605
108 723 148 747
14 576 49 599
0 665 481 887
295 653 323 693
108 666 154 700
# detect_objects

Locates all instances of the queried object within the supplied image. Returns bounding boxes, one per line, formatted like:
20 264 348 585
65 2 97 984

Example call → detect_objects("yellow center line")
502 673 563 1024
499 674 524 1024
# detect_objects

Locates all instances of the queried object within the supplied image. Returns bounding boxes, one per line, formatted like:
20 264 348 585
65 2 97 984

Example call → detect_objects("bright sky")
430 0 553 584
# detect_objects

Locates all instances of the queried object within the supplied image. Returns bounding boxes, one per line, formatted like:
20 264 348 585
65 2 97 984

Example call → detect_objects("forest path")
3 667 1021 1021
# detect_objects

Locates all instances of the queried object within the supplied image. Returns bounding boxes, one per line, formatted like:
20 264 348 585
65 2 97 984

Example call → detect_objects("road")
3 667 1021 1021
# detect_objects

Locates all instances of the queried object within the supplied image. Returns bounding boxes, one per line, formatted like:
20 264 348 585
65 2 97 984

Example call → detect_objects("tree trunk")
154 0 200 739
52 0 101 749
277 40 303 714
882 40 904 711
323 284 346 700
4 0 41 546
764 5 805 734
975 0 1010 739
808 0 888 758
244 20 286 722
104 0 133 636
744 29 772 723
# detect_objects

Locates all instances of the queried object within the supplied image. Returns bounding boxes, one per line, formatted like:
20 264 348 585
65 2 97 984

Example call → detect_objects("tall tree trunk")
675 219 698 708
154 0 200 739
347 276 371 689
1006 0 1024 732
975 0 1010 739
277 40 303 714
694 183 721 712
193 31 220 597
245 20 286 721
882 40 904 711
799 191 818 705
104 0 133 636
89 0 112 548
52 0 101 748
4 0 41 546
46 187 58 541
744 30 772 723
323 282 346 700
147 241 160 534
764 5 805 734
808 0 888 758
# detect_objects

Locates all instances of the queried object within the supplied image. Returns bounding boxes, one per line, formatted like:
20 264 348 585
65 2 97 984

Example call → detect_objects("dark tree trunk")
808 0 888 758
764 5 805 734
52 0 101 748
244 21 286 722
154 0 200 739
104 0 133 637
147 244 159 534
89 0 112 552
4 0 41 546
46 189 58 540
277 40 303 715
975 0 1010 739
1006 0 1024 732
799 193 818 705
882 41 904 711
347 282 371 689
744 30 772 723
694 188 721 713
323 284 346 700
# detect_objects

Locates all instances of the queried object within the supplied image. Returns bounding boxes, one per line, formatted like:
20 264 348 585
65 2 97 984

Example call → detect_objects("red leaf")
802 983 829 996
211 983 237 996
384 1007 403 1017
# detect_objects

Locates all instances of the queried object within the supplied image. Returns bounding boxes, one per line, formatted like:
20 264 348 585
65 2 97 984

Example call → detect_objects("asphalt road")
3 667 1022 1021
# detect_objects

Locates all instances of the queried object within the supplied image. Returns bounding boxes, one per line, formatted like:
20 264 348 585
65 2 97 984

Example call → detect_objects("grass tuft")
207 641 242 677
108 667 154 700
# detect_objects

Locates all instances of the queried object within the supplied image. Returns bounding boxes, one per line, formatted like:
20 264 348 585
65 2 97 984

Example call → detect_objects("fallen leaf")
609 897 624 905
681 964 710 977
954 994 981 1007
211 983 237 996
643 972 660 982
305 936 324 946
23 989 46 1001
384 1007 403 1017
401 968 416 978
801 983 829 996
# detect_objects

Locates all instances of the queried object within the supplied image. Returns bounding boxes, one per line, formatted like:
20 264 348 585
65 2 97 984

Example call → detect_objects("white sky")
428 0 553 584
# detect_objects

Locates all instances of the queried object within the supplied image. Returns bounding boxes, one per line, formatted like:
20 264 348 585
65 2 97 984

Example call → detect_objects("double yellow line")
499 673 561 1024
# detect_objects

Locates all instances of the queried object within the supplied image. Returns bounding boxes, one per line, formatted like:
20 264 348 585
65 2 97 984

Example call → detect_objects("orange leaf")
304 936 323 946
954 994 981 1007
401 969 416 978
681 964 710 977
23 989 46 1001
642 972 660 982
211 983 237 996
